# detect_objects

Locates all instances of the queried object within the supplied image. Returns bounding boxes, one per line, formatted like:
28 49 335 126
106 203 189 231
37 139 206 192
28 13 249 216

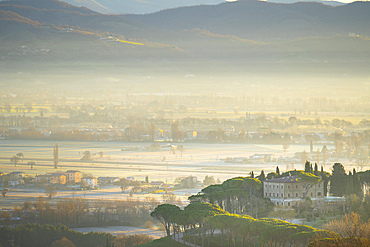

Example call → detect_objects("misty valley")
0 0 370 246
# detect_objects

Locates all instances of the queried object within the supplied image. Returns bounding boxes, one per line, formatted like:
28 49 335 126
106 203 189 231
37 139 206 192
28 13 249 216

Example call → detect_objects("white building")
82 177 98 187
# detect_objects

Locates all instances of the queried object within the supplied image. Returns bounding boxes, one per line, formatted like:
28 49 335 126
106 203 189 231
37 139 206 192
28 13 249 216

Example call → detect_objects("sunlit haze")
0 0 369 246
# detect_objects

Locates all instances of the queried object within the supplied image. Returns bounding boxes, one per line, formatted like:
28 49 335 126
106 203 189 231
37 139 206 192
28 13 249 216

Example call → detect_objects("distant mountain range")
0 0 369 79
0 0 346 14
59 0 226 14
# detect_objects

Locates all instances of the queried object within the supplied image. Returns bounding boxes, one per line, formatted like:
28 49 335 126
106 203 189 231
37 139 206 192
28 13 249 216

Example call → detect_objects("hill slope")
0 0 369 82
128 1 370 41
59 0 226 14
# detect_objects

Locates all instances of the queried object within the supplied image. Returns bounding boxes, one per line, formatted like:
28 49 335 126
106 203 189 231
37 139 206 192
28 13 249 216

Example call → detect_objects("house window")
296 193 298 197
273 193 275 197
288 193 290 197
318 192 322 196
311 193 313 197
281 186 283 189
277 193 279 197
281 194 284 197
270 185 271 188
288 202 291 206
266 193 267 196
296 185 298 188
269 193 271 197
288 185 290 189
273 185 275 188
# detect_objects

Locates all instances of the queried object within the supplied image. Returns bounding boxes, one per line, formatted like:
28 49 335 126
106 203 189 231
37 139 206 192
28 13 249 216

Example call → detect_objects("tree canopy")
150 204 181 237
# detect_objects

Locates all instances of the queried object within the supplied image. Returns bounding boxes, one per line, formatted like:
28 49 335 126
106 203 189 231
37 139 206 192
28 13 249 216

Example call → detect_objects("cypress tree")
250 171 254 178
314 163 319 176
304 161 311 173
330 163 347 197
353 168 363 197
276 166 280 176
321 166 328 196
258 170 266 181
53 143 58 169
346 171 354 195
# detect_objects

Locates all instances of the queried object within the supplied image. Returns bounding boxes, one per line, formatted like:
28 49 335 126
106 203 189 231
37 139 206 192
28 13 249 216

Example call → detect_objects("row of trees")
188 177 273 218
3 102 370 130
2 110 370 144
0 224 114 247
0 224 153 247
330 163 363 197
151 202 336 247
9 197 160 228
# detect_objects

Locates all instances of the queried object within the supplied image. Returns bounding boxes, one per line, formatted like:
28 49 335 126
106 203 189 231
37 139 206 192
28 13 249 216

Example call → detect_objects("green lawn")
183 235 261 247
137 237 187 247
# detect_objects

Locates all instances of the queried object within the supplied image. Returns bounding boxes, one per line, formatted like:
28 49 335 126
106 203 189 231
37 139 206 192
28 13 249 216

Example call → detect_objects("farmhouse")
263 175 324 207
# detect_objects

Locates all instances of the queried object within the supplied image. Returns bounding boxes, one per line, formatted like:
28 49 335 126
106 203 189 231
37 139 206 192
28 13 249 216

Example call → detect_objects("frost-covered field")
72 226 165 239
0 140 356 183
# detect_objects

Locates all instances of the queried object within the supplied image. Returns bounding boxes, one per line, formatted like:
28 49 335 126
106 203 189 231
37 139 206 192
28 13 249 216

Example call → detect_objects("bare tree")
16 152 24 162
28 161 36 169
53 144 58 169
81 151 91 160
2 189 8 197
119 178 130 193
45 186 57 199
10 155 20 167
324 212 370 238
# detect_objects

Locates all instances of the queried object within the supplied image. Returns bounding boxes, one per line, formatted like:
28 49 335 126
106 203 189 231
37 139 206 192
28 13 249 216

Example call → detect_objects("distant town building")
98 177 119 185
249 154 275 163
9 178 24 187
82 177 98 187
9 172 25 179
65 170 82 183
35 173 66 184
49 173 67 185
150 181 164 187
35 174 50 183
